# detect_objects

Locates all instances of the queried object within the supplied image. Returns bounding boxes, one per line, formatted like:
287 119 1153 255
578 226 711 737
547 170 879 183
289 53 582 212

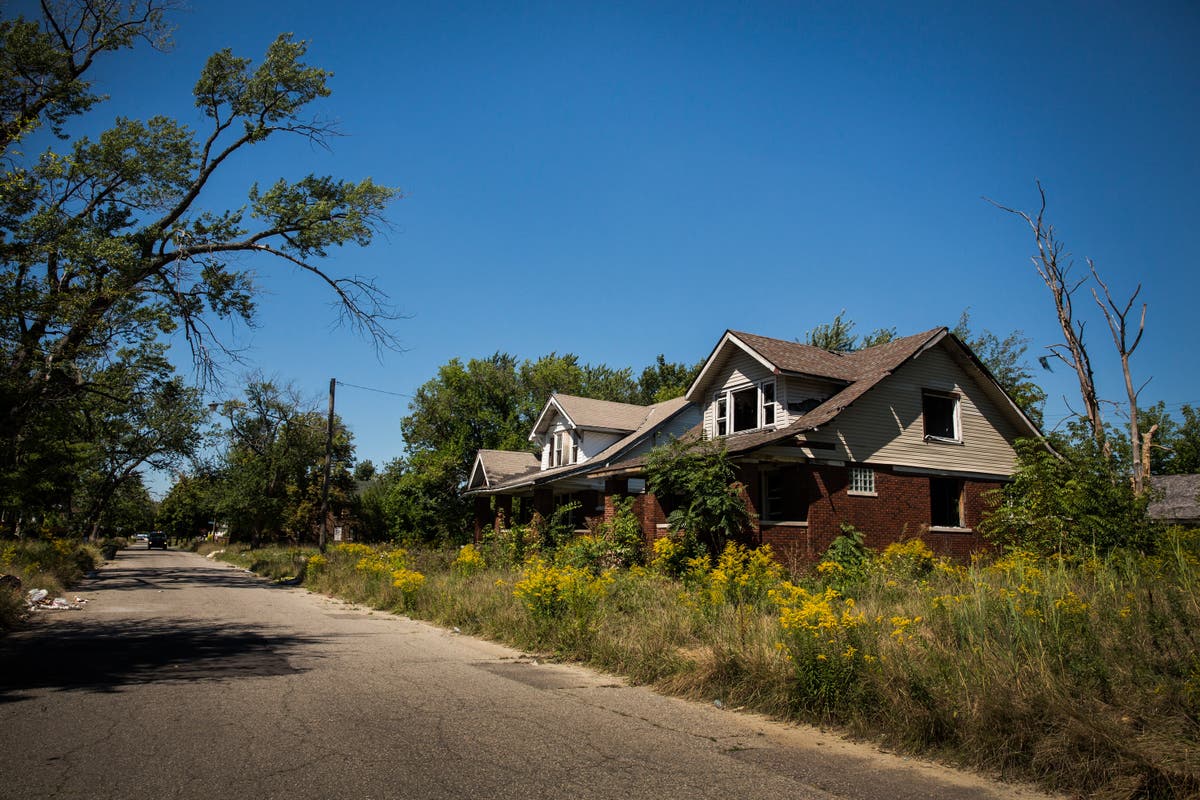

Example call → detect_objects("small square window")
923 392 960 441
849 467 875 495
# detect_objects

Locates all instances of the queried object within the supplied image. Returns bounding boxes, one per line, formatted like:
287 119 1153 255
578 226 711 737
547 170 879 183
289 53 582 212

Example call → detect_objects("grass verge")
215 534 1200 799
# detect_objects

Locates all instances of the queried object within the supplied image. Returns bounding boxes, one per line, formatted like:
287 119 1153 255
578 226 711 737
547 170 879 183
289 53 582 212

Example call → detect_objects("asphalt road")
0 548 1052 800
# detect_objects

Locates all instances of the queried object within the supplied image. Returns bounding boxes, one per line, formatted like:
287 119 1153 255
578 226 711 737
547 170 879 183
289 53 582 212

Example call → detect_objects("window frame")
922 390 961 443
848 466 876 496
929 476 965 528
711 379 777 437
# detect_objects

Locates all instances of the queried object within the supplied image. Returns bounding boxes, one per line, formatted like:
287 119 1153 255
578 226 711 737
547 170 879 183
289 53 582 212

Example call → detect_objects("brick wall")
754 464 997 563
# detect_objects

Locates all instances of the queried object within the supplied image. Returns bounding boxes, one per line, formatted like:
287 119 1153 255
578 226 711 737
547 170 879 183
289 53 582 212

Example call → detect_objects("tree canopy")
1 2 400 536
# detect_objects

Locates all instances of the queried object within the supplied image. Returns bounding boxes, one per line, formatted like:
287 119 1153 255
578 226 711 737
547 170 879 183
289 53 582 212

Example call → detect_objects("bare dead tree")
1090 263 1154 494
986 182 1109 460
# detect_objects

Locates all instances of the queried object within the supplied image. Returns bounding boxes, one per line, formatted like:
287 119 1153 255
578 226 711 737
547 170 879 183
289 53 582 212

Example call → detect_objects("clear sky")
47 0 1200 490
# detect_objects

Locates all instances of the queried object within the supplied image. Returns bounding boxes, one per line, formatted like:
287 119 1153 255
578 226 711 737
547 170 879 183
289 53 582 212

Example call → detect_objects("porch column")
532 487 554 520
473 496 491 544
494 495 513 534
603 478 629 522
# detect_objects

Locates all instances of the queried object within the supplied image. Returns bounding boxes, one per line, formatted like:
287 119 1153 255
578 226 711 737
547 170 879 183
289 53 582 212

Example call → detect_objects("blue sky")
52 1 1200 488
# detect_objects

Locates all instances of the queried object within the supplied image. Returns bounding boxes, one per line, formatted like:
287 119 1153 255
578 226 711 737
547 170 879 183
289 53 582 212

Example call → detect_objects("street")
0 548 1051 800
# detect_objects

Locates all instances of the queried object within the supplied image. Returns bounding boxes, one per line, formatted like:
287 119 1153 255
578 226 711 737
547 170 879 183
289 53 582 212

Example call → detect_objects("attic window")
712 380 777 436
923 391 960 442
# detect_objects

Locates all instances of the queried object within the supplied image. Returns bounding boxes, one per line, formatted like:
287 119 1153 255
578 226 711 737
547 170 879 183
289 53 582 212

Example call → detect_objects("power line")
335 380 410 398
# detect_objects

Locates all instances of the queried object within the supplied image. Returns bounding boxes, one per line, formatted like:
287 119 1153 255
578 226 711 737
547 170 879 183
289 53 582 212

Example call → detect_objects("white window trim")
848 467 877 497
711 379 777 437
922 390 962 444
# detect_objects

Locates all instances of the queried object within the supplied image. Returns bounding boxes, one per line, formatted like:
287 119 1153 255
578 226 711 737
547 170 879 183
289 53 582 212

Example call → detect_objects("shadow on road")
0 618 327 703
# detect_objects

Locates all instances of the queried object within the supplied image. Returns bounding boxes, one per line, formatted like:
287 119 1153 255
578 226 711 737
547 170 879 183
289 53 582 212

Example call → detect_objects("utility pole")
318 378 335 553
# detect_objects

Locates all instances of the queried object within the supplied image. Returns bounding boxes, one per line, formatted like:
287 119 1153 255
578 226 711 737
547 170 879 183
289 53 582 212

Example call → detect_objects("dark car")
147 531 168 550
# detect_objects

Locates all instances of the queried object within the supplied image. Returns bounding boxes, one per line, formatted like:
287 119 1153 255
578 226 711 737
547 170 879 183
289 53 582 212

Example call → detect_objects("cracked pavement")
0 548 1055 800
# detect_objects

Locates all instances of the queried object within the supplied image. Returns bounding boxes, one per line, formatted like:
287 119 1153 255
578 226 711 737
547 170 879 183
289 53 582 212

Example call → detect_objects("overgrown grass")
219 532 1200 799
0 537 112 630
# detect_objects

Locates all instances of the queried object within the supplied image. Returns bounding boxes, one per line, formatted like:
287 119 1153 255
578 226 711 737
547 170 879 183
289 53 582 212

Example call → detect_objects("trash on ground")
25 588 85 610
205 550 225 559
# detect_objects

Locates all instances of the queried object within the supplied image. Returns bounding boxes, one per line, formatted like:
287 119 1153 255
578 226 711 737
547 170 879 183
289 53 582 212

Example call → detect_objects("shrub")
512 557 611 622
817 524 872 593
695 543 783 610
772 583 871 714
452 543 486 577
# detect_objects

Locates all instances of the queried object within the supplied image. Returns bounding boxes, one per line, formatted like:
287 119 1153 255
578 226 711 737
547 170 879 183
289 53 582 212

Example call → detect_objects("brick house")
466 393 701 539
467 327 1043 563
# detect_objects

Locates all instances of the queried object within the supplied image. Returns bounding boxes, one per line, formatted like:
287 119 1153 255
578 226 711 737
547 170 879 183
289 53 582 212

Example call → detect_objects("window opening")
923 392 959 441
715 395 727 436
930 477 963 527
732 386 758 432
761 381 775 426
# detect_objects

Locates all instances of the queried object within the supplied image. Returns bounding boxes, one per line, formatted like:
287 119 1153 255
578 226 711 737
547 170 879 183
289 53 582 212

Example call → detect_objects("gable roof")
1148 474 1200 523
595 327 1045 476
529 393 652 439
468 449 541 491
469 396 694 495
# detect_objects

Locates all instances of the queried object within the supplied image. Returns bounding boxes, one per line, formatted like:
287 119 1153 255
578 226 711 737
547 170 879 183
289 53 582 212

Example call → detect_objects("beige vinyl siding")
825 343 1022 475
703 350 776 435
778 375 839 426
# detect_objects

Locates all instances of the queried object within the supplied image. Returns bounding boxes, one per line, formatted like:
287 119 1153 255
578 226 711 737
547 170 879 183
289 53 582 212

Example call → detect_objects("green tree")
158 470 220 541
952 310 1047 427
214 381 353 544
979 437 1152 555
636 354 702 404
804 310 896 353
646 436 755 558
1 5 400 528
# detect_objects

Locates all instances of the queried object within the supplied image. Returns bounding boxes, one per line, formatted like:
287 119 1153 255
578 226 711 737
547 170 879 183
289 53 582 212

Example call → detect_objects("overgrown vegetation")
0 537 111 629
223 526 1200 799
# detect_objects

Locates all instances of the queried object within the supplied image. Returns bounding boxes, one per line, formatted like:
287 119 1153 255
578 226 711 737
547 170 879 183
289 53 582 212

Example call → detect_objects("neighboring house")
466 394 700 538
468 327 1044 562
1147 475 1200 526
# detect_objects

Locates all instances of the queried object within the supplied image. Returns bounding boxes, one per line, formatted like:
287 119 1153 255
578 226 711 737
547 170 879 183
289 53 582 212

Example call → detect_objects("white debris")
26 588 48 604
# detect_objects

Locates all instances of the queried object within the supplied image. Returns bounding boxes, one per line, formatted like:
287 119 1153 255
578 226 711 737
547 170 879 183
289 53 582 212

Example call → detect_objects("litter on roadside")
25 588 86 611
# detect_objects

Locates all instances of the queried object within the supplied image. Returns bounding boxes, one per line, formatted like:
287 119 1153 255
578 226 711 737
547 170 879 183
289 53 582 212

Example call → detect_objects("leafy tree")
637 354 702 404
979 438 1153 555
158 470 220 540
952 310 1047 427
804 310 896 353
1 4 400 528
645 436 755 558
213 381 353 544
1140 402 1200 475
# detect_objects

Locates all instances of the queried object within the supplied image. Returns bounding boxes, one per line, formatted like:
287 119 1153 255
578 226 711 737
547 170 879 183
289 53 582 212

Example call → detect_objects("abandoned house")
466 327 1044 563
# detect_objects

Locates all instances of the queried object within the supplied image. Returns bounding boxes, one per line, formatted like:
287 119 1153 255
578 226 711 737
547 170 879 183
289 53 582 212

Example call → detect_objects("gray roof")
468 396 693 495
552 394 651 432
1148 474 1200 523
470 450 541 490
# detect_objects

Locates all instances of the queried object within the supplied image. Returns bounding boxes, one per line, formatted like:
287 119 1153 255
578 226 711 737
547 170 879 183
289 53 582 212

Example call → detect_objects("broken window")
923 392 960 441
732 386 758 432
930 477 963 527
761 467 809 523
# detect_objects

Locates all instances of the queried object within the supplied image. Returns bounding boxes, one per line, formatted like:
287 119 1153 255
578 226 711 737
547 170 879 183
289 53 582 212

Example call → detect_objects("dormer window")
549 430 578 467
712 379 776 436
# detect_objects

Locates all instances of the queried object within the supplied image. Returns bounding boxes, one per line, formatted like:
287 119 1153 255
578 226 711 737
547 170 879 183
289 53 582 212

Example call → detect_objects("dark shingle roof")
1148 474 1200 523
592 330 946 477
468 396 693 494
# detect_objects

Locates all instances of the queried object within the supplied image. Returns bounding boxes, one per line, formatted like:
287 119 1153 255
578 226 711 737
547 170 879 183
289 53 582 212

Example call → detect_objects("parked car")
147 531 168 550
134 532 149 543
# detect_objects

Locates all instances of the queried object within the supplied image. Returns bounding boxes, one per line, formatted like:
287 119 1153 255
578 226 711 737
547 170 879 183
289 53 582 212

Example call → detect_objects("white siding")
579 431 621 460
703 350 776 436
825 344 1023 475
